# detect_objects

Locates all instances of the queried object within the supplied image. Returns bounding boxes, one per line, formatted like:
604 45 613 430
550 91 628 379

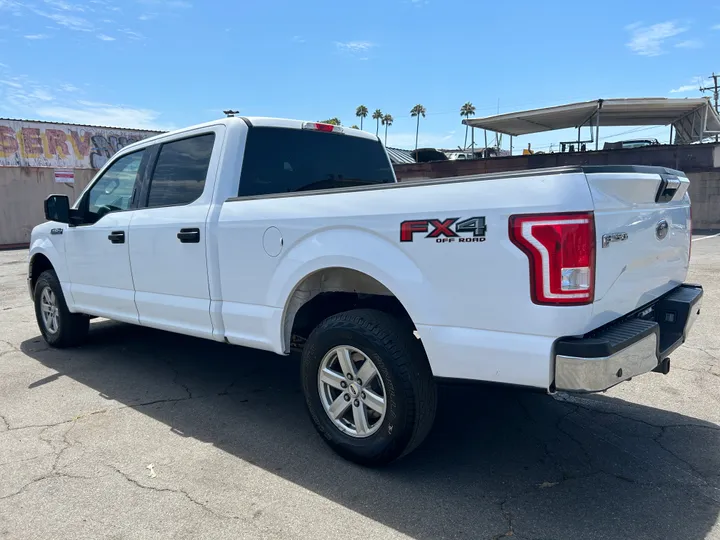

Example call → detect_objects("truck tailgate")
585 167 691 329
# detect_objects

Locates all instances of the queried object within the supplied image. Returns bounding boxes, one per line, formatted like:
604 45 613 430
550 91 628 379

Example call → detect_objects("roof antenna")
223 109 239 117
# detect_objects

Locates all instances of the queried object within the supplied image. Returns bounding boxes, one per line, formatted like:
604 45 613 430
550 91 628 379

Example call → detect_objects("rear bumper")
554 284 703 392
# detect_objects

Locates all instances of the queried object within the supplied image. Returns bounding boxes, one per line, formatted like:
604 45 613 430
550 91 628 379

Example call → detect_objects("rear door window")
238 127 394 197
146 133 215 207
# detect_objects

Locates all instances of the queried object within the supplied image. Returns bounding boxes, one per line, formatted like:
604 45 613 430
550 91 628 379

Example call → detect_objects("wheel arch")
280 266 426 357
266 227 438 355
29 252 55 292
28 236 70 305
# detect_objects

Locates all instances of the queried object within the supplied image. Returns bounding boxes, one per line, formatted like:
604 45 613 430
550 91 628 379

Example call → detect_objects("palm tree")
372 109 383 136
381 113 394 145
410 104 426 151
460 102 476 149
355 105 368 130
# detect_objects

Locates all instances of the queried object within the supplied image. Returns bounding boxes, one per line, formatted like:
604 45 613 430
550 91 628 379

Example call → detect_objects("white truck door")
64 149 148 323
128 132 218 339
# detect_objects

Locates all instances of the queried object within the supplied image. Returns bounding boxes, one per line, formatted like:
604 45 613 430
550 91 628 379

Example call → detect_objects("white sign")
54 169 75 184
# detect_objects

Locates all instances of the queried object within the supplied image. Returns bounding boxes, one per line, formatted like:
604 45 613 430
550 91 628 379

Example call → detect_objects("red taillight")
302 122 343 134
509 212 595 306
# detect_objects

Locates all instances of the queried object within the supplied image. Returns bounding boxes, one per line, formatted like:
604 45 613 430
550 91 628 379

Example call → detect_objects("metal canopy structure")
386 146 415 164
462 98 720 146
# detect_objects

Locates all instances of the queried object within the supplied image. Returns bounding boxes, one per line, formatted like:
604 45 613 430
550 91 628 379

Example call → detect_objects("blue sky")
1 0 719 152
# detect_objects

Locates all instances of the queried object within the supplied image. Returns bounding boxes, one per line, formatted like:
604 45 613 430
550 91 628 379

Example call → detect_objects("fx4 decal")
400 217 487 243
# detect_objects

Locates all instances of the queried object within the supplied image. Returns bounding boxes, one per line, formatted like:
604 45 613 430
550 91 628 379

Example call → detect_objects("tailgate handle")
656 175 682 203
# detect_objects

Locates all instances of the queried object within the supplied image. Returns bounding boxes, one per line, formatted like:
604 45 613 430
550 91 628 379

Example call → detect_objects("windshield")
238 127 395 197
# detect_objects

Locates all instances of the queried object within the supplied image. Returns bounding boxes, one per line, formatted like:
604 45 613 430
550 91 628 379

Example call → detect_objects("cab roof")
121 116 379 153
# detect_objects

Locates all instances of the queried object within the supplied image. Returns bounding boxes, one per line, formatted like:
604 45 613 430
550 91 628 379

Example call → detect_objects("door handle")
107 231 125 244
177 228 200 243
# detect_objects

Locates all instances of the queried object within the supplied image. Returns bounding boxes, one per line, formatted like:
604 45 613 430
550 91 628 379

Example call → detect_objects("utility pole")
699 73 719 143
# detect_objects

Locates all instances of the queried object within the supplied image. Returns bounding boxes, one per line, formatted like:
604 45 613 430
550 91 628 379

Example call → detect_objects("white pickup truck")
29 117 702 465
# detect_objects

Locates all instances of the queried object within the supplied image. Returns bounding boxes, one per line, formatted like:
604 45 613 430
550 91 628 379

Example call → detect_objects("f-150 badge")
400 217 487 243
602 232 628 248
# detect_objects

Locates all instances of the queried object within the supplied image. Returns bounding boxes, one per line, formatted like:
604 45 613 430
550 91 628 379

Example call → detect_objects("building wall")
0 167 97 247
0 119 162 247
0 119 160 169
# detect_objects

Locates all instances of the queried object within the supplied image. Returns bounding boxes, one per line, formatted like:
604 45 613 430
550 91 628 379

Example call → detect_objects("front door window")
83 150 145 223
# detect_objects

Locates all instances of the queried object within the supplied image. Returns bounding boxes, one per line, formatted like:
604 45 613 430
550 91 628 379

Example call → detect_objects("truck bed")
216 165 691 389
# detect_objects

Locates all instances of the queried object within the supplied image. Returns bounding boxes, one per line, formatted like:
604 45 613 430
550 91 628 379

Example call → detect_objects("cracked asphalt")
1 237 718 540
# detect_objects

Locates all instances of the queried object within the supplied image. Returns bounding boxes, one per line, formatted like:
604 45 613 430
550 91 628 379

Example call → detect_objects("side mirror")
44 194 70 224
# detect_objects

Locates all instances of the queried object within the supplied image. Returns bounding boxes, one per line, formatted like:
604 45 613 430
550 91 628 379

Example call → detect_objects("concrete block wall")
687 172 720 231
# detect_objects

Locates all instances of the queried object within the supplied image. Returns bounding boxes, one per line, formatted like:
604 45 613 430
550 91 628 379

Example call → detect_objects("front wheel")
34 270 89 348
301 309 437 466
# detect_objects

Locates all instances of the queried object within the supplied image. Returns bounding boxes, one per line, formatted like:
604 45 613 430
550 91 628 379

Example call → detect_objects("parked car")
411 147 448 162
29 117 702 465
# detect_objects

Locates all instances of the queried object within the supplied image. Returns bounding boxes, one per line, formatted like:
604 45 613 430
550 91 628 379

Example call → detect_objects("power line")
598 125 662 141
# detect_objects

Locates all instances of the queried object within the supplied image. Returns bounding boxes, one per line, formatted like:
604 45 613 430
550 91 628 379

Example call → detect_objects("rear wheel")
34 270 89 348
301 309 437 466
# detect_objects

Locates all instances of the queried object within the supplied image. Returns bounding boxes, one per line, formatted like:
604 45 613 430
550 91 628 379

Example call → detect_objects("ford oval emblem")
656 220 669 240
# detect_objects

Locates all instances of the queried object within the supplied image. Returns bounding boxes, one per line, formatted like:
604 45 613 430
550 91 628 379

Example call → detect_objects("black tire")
301 309 437 466
34 270 89 348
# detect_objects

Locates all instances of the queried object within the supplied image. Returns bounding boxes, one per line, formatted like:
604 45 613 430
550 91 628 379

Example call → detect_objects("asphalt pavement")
0 237 718 540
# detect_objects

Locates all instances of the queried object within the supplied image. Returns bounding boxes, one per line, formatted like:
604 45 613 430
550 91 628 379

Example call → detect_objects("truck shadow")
21 320 720 540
